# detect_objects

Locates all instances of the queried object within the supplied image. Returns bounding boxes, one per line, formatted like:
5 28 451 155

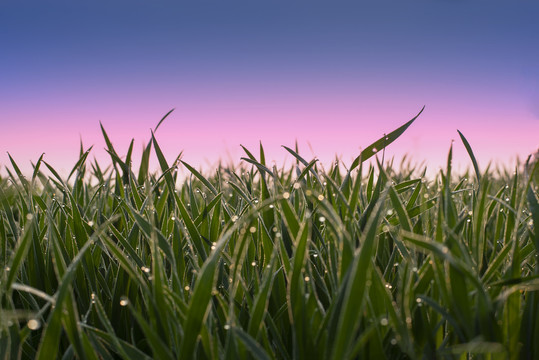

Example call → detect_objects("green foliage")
1 109 539 359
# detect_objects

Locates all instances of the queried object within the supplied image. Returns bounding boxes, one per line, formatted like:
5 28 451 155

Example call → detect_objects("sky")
1 0 539 177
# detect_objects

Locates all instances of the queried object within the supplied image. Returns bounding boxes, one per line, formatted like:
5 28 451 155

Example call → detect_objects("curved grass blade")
181 160 218 196
100 123 128 177
388 185 412 232
240 145 257 161
31 153 45 183
457 130 481 186
349 106 424 171
154 108 175 133
4 218 36 292
7 153 29 190
233 326 273 360
282 145 322 184
241 158 275 178
138 142 153 185
67 146 93 182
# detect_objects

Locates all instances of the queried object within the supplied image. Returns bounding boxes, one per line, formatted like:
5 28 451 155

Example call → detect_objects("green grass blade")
181 160 218 196
179 244 221 358
154 108 175 132
457 130 481 186
4 218 36 292
35 238 96 360
329 190 387 360
233 326 273 360
349 106 424 171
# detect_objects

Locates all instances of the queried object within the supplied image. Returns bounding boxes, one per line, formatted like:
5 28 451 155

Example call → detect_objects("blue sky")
1 0 538 175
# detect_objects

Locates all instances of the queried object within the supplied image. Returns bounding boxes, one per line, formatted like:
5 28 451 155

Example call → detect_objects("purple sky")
2 1 538 176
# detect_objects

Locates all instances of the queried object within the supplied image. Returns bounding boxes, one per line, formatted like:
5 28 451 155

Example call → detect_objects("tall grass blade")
349 106 424 171
457 130 481 186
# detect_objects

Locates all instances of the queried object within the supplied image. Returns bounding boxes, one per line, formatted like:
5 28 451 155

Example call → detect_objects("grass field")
1 110 539 359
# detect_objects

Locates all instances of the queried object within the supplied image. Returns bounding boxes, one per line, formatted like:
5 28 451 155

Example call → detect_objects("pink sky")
2 98 537 178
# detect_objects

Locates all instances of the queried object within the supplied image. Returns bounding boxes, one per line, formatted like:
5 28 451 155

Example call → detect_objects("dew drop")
119 297 129 307
27 319 41 330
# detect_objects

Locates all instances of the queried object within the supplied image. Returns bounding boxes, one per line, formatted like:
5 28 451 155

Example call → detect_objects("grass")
1 108 539 359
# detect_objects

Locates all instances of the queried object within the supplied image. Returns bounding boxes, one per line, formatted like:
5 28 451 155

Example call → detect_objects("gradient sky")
1 0 539 177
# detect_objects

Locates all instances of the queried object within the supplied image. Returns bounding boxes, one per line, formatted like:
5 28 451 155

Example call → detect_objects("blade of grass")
349 107 424 171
